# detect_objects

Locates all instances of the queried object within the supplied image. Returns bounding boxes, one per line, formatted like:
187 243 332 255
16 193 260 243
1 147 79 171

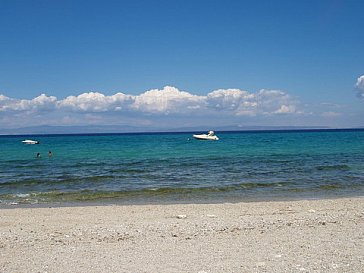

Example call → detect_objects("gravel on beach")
1 197 363 273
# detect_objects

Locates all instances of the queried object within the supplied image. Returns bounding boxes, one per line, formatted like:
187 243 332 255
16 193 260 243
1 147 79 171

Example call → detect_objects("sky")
0 0 363 131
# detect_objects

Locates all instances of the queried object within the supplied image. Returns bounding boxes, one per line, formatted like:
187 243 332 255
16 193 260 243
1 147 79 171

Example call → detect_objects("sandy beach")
1 197 363 273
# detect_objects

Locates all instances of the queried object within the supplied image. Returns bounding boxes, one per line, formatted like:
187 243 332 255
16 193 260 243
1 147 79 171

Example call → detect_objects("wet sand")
1 197 363 272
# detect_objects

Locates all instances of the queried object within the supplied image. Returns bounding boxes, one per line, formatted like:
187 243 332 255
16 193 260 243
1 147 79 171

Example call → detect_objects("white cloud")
0 86 303 128
355 75 364 99
0 87 300 116
206 88 299 116
131 86 204 114
0 95 11 111
0 94 10 101
0 94 57 112
274 104 296 114
257 89 298 115
58 92 133 112
206 89 257 115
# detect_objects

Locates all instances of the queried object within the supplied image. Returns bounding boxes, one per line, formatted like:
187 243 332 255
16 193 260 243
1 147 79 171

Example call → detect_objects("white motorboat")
193 131 219 141
22 139 40 145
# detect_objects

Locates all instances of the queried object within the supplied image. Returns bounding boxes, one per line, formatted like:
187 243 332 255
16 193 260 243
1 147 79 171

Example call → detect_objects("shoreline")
1 196 363 272
1 191 363 209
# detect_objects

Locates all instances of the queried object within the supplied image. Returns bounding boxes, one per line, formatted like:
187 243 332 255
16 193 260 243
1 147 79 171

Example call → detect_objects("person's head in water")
48 151 52 157
36 153 41 158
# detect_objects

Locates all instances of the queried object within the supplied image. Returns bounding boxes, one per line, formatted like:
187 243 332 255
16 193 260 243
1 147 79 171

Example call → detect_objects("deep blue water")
0 129 363 205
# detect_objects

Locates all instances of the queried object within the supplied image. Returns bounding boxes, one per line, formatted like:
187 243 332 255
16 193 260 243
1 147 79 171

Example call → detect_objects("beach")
1 197 363 273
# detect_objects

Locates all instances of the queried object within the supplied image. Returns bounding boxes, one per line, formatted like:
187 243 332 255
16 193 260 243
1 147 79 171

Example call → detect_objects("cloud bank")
0 94 57 112
2 83 363 130
0 86 305 129
0 86 300 121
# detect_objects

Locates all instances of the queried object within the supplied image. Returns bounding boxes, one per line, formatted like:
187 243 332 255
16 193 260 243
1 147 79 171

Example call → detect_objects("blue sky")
0 0 363 130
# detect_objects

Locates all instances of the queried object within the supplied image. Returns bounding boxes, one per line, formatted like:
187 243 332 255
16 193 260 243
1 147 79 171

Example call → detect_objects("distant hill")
0 124 337 135
0 125 145 135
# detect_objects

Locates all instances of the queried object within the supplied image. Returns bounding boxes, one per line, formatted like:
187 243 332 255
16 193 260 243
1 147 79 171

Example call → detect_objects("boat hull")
193 134 219 141
22 140 40 144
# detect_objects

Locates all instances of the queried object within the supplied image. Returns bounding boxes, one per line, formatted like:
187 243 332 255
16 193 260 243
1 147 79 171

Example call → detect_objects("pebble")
256 262 266 267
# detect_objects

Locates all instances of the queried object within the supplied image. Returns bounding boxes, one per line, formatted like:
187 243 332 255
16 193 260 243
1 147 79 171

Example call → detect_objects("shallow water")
0 129 363 204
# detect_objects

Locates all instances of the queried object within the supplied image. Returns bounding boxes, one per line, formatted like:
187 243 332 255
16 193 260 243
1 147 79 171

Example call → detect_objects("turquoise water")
0 129 363 205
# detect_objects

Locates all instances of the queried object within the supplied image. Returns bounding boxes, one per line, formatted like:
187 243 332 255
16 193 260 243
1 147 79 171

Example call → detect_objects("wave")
315 165 350 171
2 180 363 204
0 181 294 203
319 184 342 190
0 174 115 187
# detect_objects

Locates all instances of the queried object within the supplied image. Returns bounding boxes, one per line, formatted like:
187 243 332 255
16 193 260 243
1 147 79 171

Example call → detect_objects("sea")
0 129 363 206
